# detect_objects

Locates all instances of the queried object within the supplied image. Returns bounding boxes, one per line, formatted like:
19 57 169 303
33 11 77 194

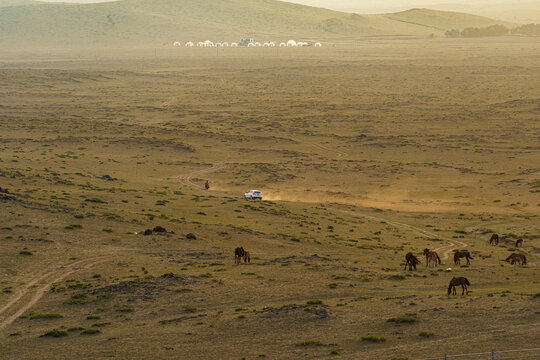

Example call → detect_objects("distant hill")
0 0 38 7
0 0 513 49
382 8 514 31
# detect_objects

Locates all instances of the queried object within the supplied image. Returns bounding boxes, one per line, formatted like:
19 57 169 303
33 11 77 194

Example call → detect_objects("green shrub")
30 313 63 320
65 224 82 230
296 340 323 346
85 198 107 204
387 317 418 323
361 336 386 343
40 329 68 338
116 307 134 313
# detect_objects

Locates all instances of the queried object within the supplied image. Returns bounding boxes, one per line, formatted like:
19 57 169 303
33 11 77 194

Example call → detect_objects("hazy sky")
36 0 540 21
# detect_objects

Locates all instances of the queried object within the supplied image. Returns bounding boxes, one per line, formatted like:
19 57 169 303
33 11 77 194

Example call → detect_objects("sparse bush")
419 332 434 338
40 329 68 338
68 327 84 332
30 313 63 320
387 317 418 323
65 224 82 230
84 198 107 204
116 307 134 313
361 336 386 343
81 329 101 335
306 300 323 305
296 340 323 346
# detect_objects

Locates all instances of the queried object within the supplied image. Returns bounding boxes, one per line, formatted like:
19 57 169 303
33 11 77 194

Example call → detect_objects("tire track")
0 256 112 331
332 207 467 262
310 143 349 158
177 163 227 189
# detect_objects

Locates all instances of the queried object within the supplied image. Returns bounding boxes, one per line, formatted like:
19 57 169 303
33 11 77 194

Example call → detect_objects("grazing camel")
424 248 441 267
234 247 245 264
454 251 473 265
243 251 251 263
448 277 470 295
404 252 421 271
504 253 526 265
489 234 499 245
515 239 523 247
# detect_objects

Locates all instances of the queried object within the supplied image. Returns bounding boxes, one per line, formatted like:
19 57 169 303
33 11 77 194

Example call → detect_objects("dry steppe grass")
0 38 538 359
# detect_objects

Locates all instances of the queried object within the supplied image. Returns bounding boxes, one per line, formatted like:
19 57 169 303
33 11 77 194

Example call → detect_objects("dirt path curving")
176 163 228 189
310 143 349 158
0 256 112 331
332 207 467 262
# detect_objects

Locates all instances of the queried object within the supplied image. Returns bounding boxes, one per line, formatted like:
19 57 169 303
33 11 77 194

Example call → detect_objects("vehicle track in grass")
176 163 228 189
173 149 466 263
332 207 467 262
0 256 112 331
310 142 349 158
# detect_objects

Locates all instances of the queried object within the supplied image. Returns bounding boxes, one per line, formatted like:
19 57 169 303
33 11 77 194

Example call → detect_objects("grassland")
0 37 539 359
0 0 514 50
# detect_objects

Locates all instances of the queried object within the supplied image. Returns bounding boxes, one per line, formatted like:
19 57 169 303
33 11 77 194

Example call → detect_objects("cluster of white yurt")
173 40 322 48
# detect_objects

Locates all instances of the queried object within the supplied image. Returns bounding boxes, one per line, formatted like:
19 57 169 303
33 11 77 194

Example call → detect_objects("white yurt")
248 42 256 47
222 42 229 47
231 42 238 47
173 41 181 47
287 40 297 47
279 42 286 47
204 40 214 47
215 42 222 47
314 42 322 47
197 42 204 47
254 42 262 47
185 41 194 47
268 41 276 47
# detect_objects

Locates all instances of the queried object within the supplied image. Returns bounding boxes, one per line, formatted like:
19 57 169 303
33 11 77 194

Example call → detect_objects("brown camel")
243 251 251 263
515 239 523 247
504 253 526 265
424 248 441 267
448 277 470 295
404 252 421 271
454 251 473 265
489 234 499 245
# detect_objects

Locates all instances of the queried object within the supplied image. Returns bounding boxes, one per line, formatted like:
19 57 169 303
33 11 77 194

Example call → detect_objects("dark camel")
424 248 441 267
404 252 421 271
454 251 473 265
515 239 523 247
505 253 526 265
448 277 470 295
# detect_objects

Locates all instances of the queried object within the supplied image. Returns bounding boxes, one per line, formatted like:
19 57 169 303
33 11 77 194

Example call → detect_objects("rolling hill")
0 0 513 49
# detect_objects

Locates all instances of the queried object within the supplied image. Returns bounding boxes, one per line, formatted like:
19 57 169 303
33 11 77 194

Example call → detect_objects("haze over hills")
0 0 514 49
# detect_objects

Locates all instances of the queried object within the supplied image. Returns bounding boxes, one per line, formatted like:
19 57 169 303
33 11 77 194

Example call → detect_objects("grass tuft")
361 336 386 343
